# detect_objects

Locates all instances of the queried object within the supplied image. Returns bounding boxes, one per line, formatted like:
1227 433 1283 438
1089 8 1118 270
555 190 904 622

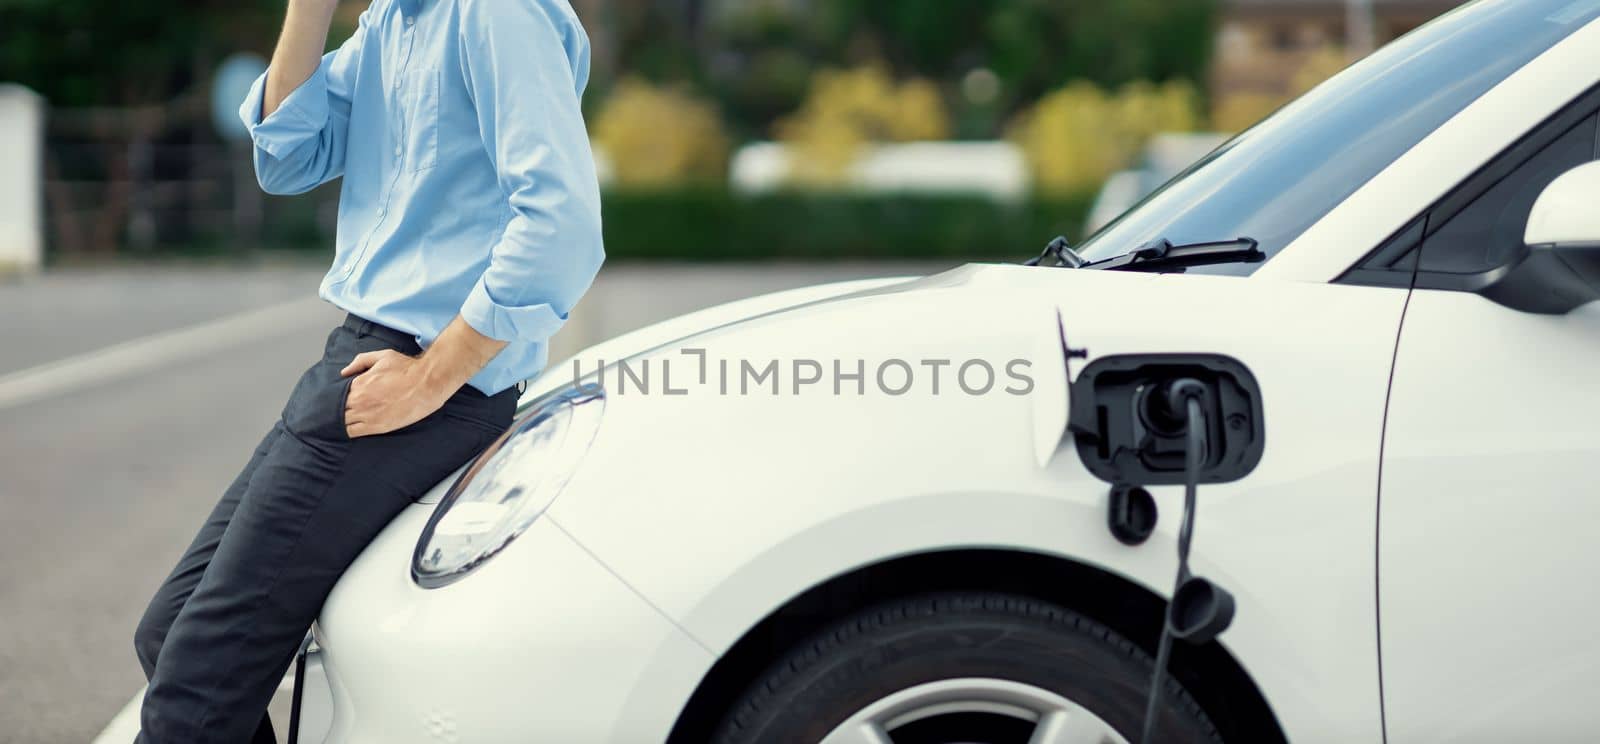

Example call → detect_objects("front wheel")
712 593 1219 744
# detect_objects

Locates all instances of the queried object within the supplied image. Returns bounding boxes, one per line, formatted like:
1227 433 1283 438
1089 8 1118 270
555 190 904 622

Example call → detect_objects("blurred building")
1213 0 1459 101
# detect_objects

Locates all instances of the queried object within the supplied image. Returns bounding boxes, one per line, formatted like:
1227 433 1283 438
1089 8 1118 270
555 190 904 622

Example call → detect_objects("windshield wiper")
1081 237 1263 272
1024 235 1087 268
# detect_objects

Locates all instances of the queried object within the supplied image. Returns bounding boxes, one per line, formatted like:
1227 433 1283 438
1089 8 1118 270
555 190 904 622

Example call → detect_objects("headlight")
412 382 605 588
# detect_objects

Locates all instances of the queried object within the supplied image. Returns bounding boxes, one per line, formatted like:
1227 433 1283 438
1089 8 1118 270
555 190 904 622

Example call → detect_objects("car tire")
712 593 1220 744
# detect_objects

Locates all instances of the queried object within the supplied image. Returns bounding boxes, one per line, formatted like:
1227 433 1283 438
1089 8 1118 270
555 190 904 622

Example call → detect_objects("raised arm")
239 0 369 195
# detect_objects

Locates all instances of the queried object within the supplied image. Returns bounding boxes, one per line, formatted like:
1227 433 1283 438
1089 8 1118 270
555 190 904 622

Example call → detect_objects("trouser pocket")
283 364 353 442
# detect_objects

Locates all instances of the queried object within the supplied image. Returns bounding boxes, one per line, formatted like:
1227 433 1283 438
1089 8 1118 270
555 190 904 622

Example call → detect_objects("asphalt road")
0 266 338 744
0 260 944 744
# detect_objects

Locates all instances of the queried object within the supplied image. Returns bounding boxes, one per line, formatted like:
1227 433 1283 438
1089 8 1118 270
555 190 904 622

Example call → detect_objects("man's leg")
134 423 284 744
137 324 513 743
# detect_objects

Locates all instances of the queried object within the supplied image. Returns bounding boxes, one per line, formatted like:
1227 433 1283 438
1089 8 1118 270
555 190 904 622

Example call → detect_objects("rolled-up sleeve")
241 64 332 160
238 11 370 195
457 0 605 344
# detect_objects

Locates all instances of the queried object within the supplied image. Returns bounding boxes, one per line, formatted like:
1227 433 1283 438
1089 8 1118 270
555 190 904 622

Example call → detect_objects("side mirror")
1478 161 1600 314
1526 160 1600 248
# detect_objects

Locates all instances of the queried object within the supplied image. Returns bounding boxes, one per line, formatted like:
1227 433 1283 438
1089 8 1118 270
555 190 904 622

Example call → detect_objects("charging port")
1067 354 1265 487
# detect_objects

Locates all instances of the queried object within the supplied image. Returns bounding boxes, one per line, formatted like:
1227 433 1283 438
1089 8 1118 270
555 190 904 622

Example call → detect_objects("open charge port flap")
1067 354 1265 487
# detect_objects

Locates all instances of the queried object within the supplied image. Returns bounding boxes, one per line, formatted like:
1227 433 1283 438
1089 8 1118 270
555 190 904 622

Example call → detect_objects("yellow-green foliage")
1213 46 1351 132
1291 46 1352 98
592 78 730 186
1211 92 1285 135
776 64 951 185
1010 80 1201 193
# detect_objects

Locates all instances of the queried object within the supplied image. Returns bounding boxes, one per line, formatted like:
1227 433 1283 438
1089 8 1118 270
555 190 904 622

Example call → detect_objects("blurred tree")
592 78 730 185
1211 45 1349 132
706 0 1217 137
775 64 949 184
2 0 1218 126
604 0 707 89
983 0 1217 102
0 0 289 107
1010 79 1201 192
699 2 815 138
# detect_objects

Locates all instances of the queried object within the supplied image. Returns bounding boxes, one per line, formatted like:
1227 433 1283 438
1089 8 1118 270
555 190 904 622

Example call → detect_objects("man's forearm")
419 316 510 393
263 0 339 118
338 316 509 438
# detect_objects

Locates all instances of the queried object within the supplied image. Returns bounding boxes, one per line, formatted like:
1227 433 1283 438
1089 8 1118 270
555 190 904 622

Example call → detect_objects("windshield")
1073 0 1600 276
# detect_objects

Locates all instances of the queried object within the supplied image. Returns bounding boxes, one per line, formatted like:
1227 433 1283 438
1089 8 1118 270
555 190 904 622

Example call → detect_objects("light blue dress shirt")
240 0 604 395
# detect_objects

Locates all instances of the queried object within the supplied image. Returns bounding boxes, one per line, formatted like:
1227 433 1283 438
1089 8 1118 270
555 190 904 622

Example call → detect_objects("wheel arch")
664 548 1286 744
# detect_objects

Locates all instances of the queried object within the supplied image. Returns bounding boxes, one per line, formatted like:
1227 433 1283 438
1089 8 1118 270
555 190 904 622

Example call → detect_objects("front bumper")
314 503 713 743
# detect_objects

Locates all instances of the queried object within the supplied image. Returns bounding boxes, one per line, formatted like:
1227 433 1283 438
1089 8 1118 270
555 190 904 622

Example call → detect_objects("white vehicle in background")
102 1 1600 742
1086 132 1231 234
728 140 1032 203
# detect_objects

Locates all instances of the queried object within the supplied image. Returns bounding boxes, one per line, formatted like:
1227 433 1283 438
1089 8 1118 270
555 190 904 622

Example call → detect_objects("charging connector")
1137 382 1235 744
1062 353 1262 742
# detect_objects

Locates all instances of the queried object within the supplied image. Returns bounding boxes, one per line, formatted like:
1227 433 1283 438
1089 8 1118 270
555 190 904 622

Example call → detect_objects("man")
130 0 603 740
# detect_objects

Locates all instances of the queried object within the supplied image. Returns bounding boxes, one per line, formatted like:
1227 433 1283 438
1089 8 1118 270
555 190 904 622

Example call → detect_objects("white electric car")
289 2 1600 742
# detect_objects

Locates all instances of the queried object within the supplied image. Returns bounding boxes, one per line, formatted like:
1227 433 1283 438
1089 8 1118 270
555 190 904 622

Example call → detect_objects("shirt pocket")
403 67 440 172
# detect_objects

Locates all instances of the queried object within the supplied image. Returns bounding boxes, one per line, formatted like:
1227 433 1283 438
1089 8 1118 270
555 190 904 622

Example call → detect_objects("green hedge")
599 189 1095 262
142 188 1093 262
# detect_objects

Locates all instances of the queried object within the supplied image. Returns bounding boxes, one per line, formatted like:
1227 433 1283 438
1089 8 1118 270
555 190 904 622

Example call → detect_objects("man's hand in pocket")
339 350 453 438
339 316 508 438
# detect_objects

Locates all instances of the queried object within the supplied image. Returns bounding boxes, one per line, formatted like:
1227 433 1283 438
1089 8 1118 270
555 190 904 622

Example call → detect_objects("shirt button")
405 16 414 26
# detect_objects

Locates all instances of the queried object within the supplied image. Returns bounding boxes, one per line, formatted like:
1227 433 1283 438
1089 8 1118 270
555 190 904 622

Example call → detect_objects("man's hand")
339 350 454 438
339 316 509 438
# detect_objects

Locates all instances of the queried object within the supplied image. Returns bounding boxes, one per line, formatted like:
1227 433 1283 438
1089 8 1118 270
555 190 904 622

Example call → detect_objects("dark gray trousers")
133 316 516 743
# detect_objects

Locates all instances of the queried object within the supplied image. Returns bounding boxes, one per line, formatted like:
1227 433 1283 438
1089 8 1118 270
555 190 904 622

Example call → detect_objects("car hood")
529 263 1165 465
521 274 924 401
414 273 927 506
419 263 1153 506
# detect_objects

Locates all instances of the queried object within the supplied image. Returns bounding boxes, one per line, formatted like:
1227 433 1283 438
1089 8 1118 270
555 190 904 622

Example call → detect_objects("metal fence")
43 104 338 259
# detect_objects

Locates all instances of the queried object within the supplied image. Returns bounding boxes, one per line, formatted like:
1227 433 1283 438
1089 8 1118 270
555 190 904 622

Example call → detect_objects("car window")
1072 0 1600 277
1419 114 1599 275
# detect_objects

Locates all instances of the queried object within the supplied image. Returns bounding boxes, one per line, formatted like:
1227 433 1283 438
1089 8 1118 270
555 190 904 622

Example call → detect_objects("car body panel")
316 509 713 743
545 265 1407 742
1379 293 1600 741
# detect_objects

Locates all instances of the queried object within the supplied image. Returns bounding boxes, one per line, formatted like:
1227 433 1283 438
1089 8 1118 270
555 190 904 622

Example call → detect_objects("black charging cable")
288 632 314 744
1138 382 1207 744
